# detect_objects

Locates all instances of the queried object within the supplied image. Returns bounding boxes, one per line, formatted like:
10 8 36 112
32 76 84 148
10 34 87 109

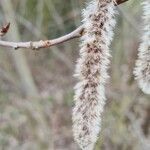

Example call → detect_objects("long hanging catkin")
72 0 117 149
134 0 150 94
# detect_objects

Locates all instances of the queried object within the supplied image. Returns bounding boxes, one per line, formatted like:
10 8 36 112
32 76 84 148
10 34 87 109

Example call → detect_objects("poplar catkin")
72 0 117 149
134 0 150 94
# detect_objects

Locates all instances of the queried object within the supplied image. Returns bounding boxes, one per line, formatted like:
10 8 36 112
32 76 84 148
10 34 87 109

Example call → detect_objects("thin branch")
0 0 129 50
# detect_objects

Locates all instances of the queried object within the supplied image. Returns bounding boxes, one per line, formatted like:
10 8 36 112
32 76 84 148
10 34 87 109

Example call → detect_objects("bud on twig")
0 23 10 37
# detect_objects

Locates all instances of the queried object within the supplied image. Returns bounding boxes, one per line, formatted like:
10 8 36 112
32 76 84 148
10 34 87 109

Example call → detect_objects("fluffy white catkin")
134 0 150 94
72 0 117 149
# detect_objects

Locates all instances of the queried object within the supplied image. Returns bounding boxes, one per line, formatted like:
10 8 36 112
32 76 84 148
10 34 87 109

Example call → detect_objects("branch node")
30 41 35 50
14 45 19 50
44 40 51 48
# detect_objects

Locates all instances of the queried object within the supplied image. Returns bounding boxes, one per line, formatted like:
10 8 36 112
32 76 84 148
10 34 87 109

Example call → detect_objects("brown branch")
0 0 129 50
116 0 129 5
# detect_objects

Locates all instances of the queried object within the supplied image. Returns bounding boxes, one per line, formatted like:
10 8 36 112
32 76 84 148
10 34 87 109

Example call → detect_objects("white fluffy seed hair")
134 0 150 94
72 0 117 149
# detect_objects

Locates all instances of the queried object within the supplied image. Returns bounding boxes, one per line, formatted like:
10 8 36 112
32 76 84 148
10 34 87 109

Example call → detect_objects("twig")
0 0 129 50
0 25 83 50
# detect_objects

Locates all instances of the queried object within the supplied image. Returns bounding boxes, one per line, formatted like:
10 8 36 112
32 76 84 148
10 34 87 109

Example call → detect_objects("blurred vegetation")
0 0 149 150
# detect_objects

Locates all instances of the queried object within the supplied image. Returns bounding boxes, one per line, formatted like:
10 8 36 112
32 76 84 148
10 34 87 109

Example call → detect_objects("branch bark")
0 0 129 50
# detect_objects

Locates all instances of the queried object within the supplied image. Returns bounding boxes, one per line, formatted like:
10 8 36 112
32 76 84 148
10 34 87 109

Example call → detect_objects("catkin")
134 0 150 94
72 0 117 149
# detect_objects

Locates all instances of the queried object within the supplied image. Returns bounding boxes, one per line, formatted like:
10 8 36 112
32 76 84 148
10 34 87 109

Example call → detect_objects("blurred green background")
0 0 149 150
